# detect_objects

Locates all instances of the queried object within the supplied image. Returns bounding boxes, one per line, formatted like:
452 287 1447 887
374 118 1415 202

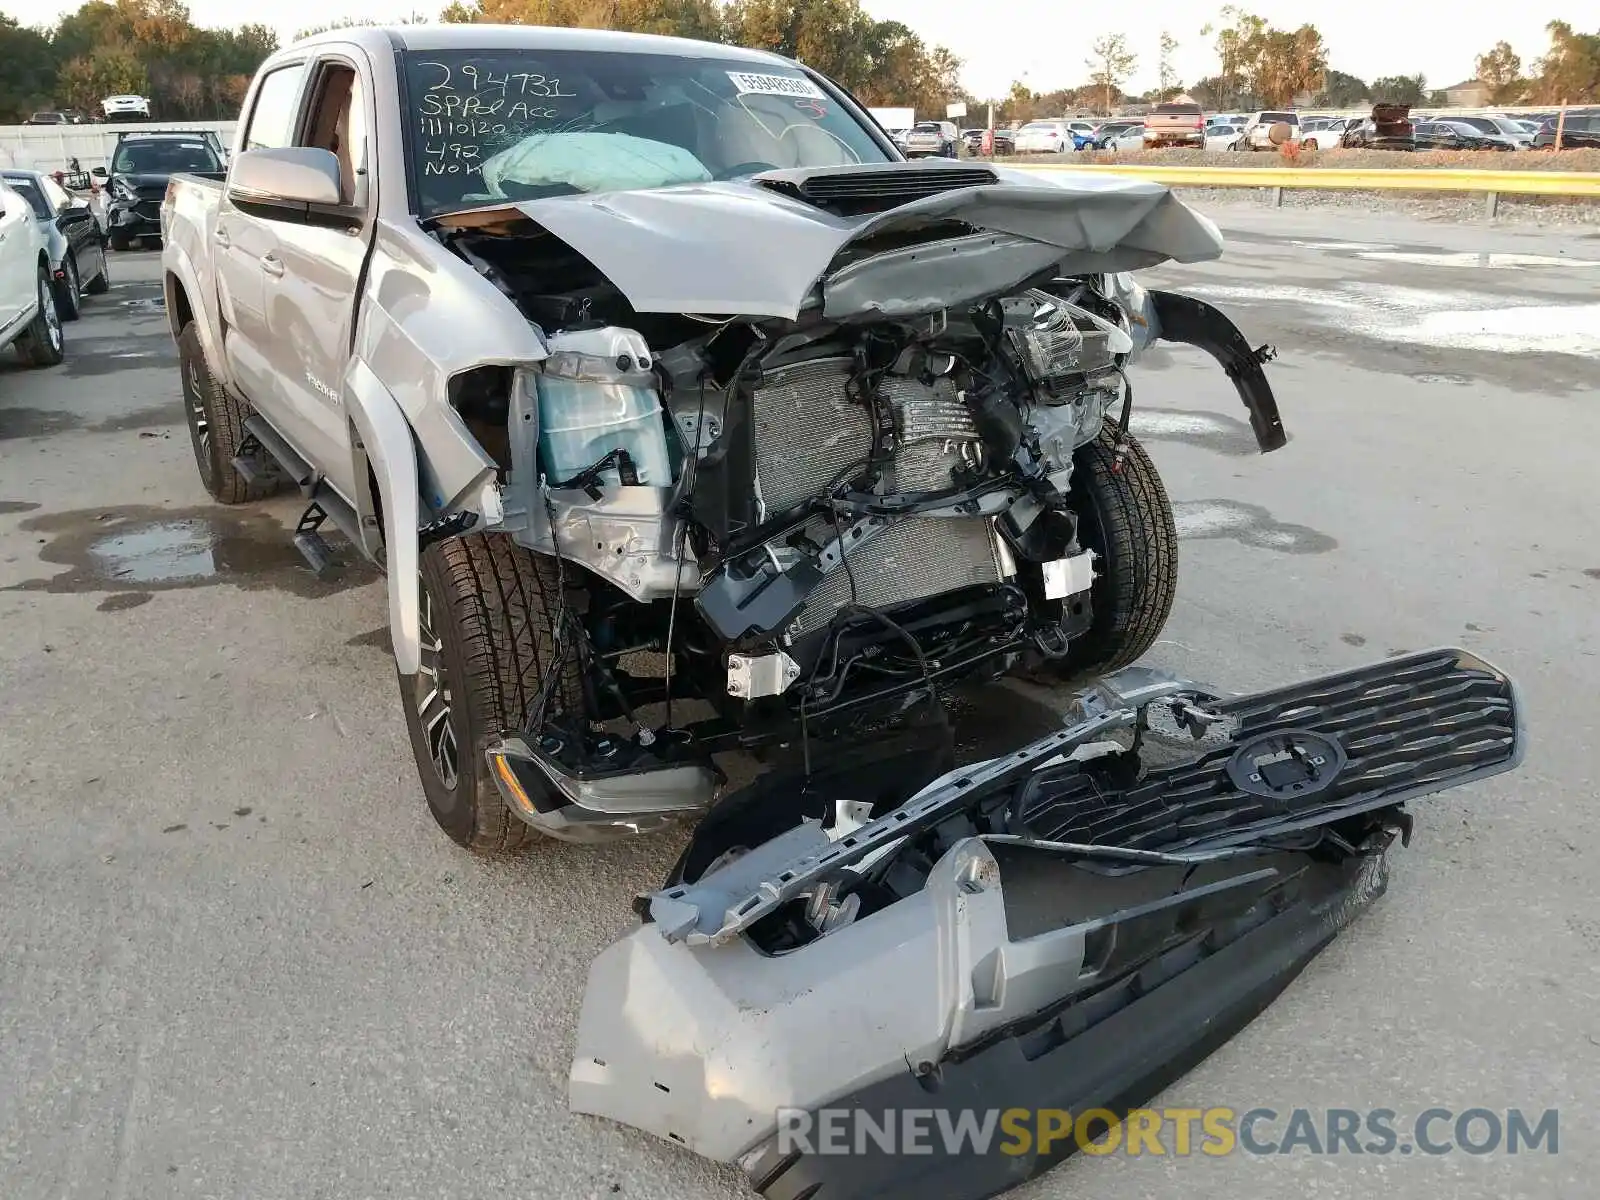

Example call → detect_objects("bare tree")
1086 33 1137 115
1158 31 1179 99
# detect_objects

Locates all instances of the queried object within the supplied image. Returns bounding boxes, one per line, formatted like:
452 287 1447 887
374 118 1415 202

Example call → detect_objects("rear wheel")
401 535 586 854
1024 423 1177 684
15 268 64 367
178 322 277 504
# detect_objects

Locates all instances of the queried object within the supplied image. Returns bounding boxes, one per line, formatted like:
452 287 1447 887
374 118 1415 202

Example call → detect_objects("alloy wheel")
41 281 61 352
414 583 460 791
184 357 210 464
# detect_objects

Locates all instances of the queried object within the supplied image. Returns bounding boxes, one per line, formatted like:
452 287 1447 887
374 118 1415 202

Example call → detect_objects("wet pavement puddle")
3 505 378 602
1172 499 1338 554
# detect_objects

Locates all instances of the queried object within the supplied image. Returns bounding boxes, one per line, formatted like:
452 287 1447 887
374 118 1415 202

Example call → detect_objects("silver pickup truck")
162 23 1288 855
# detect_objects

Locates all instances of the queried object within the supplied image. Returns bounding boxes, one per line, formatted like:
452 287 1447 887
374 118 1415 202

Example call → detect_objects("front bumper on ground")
569 649 1523 1197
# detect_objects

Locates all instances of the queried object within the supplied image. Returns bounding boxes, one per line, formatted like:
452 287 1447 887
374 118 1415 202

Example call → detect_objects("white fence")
0 121 238 173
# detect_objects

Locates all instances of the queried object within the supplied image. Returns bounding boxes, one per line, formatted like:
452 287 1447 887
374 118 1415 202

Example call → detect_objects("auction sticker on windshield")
726 71 825 99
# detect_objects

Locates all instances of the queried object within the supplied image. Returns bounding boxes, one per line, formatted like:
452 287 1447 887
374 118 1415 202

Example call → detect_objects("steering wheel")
714 161 781 181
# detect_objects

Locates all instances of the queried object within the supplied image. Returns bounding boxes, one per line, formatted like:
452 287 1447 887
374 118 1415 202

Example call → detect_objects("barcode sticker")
726 71 825 100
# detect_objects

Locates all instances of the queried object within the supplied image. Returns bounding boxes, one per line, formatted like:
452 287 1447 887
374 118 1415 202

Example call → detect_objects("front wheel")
55 255 82 320
85 251 111 294
400 535 586 854
109 227 133 251
1022 423 1177 684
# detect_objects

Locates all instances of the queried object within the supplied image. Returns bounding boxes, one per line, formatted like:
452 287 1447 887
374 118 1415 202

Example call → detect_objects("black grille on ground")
758 166 997 213
1020 650 1518 852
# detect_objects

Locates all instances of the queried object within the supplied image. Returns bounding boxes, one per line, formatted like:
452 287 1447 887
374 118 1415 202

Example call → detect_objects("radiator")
792 516 1002 638
750 357 1000 638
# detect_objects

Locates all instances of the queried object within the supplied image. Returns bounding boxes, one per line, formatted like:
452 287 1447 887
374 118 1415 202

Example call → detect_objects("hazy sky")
5 1 1592 99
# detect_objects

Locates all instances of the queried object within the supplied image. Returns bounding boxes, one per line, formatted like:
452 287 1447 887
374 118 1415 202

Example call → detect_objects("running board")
241 414 316 495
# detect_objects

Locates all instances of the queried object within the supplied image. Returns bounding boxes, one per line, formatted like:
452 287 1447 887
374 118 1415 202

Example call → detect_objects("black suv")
1532 110 1600 150
95 131 226 250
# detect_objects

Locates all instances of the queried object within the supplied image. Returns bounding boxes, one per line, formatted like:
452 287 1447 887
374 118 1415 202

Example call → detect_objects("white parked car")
1013 120 1074 153
101 94 152 123
0 180 66 366
1203 118 1247 150
1239 110 1300 150
1298 118 1360 150
1099 122 1147 151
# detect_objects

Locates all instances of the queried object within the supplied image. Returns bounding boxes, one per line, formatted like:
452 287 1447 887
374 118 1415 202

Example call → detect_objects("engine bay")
447 220 1138 723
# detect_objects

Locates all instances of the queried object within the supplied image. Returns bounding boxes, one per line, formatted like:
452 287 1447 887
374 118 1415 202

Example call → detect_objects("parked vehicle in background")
1143 101 1204 148
1340 104 1413 150
1413 120 1522 151
1299 117 1360 149
1095 121 1146 150
24 111 71 126
0 169 110 320
1447 115 1534 147
96 131 226 250
962 127 1016 154
1013 119 1074 153
1532 110 1600 150
0 180 66 366
902 120 959 157
1239 110 1299 150
101 94 153 122
1203 117 1247 150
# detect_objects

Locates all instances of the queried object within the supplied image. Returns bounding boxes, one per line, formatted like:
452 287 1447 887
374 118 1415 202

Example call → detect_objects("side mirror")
227 147 341 207
91 166 108 179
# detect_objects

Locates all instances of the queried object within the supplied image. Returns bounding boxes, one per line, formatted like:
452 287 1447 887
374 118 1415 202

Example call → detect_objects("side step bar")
238 414 315 493
238 414 364 578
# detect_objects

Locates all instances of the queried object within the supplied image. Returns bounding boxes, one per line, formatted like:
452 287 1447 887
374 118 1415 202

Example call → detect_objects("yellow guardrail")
1007 162 1600 200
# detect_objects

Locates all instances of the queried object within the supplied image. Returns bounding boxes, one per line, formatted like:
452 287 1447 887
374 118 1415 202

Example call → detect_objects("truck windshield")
111 140 220 174
401 49 892 215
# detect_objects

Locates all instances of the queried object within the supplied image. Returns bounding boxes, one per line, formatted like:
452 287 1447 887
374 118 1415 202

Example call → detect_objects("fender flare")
162 242 222 373
346 359 422 675
1148 290 1287 453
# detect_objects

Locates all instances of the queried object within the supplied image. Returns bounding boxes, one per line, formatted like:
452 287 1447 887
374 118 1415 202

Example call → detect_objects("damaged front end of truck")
425 161 1286 840
570 648 1524 1199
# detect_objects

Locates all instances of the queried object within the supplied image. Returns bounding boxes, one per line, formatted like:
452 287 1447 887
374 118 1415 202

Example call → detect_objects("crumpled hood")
509 163 1224 321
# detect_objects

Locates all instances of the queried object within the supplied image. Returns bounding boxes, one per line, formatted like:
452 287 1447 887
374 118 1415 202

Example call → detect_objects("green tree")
1086 33 1136 114
58 45 150 112
1531 21 1600 104
0 16 60 122
1474 40 1524 104
1369 74 1427 105
1314 69 1367 106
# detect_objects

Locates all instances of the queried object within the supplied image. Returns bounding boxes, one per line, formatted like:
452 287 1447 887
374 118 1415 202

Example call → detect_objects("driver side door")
216 62 309 414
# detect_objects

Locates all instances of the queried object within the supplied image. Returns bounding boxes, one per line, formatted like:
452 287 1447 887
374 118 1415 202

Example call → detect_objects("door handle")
260 254 284 278
213 227 231 248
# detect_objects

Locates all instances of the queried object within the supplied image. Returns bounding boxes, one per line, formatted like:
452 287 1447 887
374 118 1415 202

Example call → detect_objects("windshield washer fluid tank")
536 327 672 487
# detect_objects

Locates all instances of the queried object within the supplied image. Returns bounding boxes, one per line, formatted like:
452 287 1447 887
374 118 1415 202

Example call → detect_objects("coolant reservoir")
536 327 672 486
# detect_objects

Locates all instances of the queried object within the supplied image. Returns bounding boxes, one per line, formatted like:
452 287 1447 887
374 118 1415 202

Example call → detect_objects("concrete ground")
1 207 1595 1200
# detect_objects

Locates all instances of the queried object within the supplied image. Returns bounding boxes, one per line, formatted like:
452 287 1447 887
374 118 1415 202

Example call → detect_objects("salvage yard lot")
2 207 1596 1200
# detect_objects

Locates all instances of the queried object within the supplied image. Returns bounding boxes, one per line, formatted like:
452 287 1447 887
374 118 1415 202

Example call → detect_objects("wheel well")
166 273 195 338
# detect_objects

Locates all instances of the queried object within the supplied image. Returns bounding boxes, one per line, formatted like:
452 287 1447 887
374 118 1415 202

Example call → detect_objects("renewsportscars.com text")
775 1106 1560 1158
